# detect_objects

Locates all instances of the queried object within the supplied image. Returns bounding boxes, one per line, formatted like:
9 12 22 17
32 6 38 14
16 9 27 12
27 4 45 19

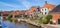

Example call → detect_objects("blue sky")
0 0 60 11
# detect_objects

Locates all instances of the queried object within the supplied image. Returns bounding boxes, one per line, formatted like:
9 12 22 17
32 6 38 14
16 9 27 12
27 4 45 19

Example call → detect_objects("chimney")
45 1 47 4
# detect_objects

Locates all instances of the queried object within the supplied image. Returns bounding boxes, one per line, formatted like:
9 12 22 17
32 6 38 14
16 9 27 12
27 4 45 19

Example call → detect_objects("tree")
7 14 13 22
45 14 52 20
7 14 12 19
42 19 48 24
42 14 52 24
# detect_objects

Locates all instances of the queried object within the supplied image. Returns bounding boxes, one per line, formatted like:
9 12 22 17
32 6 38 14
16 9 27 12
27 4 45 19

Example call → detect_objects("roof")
51 5 60 12
1 11 11 15
43 1 55 11
11 11 23 16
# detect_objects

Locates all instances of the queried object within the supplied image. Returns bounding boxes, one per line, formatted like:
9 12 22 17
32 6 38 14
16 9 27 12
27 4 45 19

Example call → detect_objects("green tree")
42 14 52 24
7 14 13 22
42 19 48 24
45 14 52 20
7 14 12 19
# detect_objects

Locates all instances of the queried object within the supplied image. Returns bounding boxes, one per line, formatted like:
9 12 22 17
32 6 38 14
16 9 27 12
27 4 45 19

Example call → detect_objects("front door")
58 19 60 24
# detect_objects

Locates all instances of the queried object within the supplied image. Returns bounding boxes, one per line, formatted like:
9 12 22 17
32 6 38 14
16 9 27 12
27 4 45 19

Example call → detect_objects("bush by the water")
7 14 13 22
42 14 52 24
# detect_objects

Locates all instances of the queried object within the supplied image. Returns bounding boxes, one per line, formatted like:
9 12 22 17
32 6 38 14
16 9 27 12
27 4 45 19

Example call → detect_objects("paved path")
57 25 60 28
41 24 60 28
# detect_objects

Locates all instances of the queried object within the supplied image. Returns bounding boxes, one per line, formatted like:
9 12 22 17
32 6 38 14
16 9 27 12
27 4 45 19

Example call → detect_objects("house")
41 8 49 15
40 1 55 15
43 1 55 11
29 6 41 18
50 5 60 24
11 11 24 18
1 11 11 16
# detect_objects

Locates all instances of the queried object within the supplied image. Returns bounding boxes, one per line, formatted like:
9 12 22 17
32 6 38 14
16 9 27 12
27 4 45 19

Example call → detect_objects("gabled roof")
43 1 55 11
51 5 60 12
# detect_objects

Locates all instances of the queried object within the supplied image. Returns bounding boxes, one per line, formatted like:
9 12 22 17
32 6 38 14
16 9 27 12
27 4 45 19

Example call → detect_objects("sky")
0 0 60 11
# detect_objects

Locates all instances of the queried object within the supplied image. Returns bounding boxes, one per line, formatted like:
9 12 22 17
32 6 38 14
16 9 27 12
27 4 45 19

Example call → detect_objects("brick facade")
51 13 60 24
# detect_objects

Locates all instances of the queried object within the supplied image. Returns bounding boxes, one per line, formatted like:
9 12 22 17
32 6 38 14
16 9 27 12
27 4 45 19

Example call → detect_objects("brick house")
25 6 41 18
11 11 24 18
50 5 60 24
1 11 11 16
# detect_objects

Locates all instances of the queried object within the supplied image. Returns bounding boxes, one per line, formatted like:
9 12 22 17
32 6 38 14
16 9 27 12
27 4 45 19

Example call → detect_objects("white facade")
41 8 49 15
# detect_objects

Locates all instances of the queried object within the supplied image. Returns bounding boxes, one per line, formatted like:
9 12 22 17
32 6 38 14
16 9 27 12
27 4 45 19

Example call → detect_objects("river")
0 17 40 28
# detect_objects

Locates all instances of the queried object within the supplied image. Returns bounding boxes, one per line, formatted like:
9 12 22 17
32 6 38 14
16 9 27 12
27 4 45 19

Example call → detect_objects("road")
41 24 60 28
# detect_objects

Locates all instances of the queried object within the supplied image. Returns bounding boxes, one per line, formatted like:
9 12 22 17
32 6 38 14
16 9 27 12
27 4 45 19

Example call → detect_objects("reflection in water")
2 20 29 28
2 20 39 28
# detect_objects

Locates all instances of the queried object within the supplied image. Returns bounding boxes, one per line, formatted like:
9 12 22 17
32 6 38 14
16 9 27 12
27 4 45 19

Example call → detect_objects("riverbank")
2 18 44 28
14 18 58 28
2 17 58 28
2 19 41 28
15 18 44 28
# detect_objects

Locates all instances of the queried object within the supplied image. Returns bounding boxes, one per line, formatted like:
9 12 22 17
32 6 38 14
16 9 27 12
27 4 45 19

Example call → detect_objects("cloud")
17 0 41 8
22 1 31 8
17 0 31 9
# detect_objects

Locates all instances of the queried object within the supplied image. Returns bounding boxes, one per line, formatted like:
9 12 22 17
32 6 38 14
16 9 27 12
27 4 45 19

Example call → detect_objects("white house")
41 8 49 15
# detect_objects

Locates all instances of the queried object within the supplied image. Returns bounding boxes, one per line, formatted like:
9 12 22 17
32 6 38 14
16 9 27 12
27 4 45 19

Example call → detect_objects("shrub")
7 14 12 19
7 14 13 22
45 14 52 20
42 19 48 24
42 14 52 24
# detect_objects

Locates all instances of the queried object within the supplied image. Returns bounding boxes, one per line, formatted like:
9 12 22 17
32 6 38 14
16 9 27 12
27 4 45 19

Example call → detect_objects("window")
45 9 46 11
45 12 47 14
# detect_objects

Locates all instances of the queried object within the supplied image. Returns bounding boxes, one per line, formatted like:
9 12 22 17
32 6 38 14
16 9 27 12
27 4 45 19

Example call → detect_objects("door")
58 19 60 24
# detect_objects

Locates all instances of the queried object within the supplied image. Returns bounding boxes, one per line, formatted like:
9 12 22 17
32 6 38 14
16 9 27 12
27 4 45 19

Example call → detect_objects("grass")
34 19 42 24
